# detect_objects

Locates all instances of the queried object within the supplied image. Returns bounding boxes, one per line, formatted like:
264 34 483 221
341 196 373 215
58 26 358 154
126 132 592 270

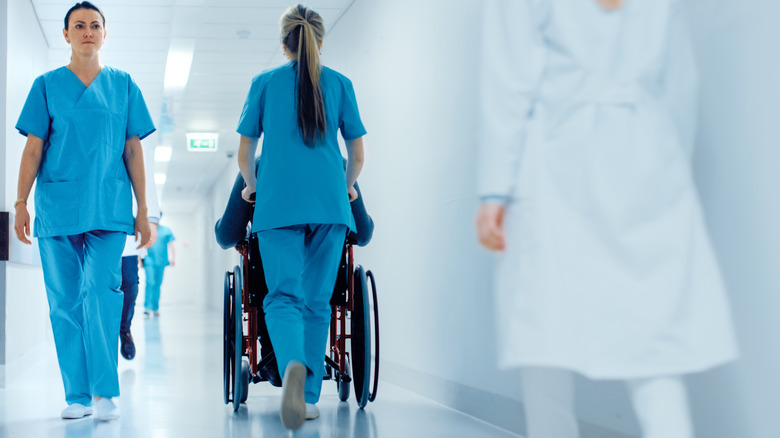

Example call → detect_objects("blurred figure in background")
475 1 737 437
119 142 161 360
143 221 175 317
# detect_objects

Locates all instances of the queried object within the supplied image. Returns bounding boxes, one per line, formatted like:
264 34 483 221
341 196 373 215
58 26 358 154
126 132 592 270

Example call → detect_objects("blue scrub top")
16 66 155 238
145 225 175 266
237 62 366 233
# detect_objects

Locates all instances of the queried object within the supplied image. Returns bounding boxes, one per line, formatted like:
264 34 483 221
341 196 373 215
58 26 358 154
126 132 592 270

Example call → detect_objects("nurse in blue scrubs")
237 4 366 430
13 1 154 422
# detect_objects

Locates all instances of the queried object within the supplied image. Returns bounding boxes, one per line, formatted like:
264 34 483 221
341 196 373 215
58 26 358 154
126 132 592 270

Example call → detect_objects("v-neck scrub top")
16 66 156 238
237 62 366 233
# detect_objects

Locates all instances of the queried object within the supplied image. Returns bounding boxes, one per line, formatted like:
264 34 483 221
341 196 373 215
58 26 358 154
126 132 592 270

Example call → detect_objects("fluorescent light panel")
155 146 173 162
154 173 167 185
163 39 195 93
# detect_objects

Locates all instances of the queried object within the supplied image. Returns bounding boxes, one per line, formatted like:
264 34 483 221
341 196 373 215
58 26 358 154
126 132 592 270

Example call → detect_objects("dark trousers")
120 255 139 334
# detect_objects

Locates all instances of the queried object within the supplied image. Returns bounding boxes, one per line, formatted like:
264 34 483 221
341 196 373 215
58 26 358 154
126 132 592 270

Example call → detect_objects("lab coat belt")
542 78 647 105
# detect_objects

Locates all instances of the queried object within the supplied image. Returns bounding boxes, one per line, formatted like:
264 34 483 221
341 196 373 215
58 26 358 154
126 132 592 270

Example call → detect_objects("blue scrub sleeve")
237 75 265 138
126 76 156 140
339 78 366 141
16 76 50 140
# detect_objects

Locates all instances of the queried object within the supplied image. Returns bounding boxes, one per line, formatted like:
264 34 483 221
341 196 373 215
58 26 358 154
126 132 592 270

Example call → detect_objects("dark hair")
64 2 105 30
281 5 326 147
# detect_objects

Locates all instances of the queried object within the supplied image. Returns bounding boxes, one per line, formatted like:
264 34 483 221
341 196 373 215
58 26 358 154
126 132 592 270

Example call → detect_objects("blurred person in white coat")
119 142 160 360
475 1 737 437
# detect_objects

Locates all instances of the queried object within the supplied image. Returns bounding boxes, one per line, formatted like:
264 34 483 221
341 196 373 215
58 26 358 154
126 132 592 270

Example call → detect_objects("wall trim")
380 360 636 438
0 342 49 388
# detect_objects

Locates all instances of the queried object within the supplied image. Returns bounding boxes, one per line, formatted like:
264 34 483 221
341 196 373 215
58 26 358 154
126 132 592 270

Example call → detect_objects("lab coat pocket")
38 181 79 227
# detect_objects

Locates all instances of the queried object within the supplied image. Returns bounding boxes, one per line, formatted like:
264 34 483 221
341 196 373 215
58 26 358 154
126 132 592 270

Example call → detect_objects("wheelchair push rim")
351 265 372 408
366 269 380 403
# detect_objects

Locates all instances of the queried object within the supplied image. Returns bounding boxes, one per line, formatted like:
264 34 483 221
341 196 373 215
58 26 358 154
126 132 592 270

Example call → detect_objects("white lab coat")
479 0 737 379
121 142 161 257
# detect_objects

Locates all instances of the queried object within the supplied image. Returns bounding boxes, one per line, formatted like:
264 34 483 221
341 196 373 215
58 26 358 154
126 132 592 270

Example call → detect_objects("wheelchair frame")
223 234 379 411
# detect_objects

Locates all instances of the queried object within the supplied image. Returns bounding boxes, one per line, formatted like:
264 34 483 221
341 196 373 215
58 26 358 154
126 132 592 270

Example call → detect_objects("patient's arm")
349 181 374 247
214 170 253 249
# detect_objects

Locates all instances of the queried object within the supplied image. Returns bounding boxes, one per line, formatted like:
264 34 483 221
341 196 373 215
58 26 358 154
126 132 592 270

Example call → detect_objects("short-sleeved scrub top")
237 62 366 233
16 66 155 238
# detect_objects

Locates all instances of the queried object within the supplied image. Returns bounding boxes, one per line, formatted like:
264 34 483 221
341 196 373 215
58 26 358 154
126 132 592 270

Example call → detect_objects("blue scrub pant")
143 264 165 311
257 223 347 404
38 230 126 405
119 256 139 333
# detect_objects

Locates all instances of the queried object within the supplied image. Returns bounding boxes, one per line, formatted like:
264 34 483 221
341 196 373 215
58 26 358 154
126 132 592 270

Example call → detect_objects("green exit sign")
186 133 218 152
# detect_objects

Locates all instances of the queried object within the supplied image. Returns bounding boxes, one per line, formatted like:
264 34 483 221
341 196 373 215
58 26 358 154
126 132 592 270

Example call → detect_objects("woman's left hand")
242 186 256 203
348 185 358 202
476 203 507 251
135 215 152 249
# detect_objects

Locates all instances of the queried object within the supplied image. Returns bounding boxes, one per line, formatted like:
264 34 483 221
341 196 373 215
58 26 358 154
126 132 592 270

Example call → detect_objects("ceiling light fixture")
154 173 167 185
163 39 195 93
155 146 173 162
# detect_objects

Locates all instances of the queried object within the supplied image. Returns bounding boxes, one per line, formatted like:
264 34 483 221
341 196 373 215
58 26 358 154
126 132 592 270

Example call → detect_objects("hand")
144 223 158 249
242 186 256 203
135 215 152 249
14 204 32 245
348 185 358 202
476 203 507 252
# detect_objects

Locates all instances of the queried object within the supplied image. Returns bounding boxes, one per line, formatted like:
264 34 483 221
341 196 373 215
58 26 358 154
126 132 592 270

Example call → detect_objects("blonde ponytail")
281 5 326 147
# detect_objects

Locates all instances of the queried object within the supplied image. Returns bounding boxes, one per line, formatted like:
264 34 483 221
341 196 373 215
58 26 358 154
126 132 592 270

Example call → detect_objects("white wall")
1 0 52 387
685 1 780 437
0 0 7 373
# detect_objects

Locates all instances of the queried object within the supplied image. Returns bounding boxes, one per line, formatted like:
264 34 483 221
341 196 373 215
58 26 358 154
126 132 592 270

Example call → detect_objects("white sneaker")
94 398 120 421
305 403 320 420
61 403 93 419
280 361 306 430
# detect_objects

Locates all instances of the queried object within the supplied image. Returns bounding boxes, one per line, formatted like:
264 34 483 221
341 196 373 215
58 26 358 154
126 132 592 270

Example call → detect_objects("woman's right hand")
242 186 256 203
14 204 32 245
348 185 358 202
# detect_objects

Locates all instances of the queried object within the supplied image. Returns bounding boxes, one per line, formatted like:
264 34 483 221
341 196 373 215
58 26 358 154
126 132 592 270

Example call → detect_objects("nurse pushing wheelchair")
214 161 380 413
223 5 375 430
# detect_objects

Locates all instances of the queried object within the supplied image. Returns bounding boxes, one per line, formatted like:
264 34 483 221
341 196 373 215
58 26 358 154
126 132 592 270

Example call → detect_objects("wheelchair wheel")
240 358 250 403
223 271 232 405
337 359 351 402
232 266 244 411
351 266 371 408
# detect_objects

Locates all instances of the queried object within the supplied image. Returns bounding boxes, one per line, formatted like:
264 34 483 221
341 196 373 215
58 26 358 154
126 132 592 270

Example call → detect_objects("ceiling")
30 0 355 213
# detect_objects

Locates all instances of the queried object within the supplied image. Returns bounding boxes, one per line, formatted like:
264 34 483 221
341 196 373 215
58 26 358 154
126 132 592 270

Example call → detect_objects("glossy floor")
0 304 520 438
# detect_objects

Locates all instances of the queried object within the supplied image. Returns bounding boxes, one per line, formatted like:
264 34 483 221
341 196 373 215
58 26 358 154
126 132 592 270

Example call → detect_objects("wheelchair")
223 231 379 411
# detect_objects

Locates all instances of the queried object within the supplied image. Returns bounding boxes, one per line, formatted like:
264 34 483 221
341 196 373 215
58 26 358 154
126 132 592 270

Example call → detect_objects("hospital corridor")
2 1 780 438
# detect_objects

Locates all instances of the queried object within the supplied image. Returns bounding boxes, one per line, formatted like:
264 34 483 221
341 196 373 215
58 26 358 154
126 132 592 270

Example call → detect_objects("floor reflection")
0 304 519 438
